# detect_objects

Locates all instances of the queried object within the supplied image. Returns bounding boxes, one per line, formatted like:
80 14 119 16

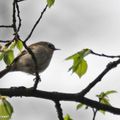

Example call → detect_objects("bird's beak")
54 48 61 51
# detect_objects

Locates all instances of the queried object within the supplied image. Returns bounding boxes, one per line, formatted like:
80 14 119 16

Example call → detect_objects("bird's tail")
0 67 11 78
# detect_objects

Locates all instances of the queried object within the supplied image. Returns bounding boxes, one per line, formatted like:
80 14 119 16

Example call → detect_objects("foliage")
66 48 90 78
16 40 23 52
0 96 13 120
3 50 14 66
47 0 55 7
0 40 23 66
76 103 88 110
96 90 117 114
76 90 117 120
0 0 120 120
64 114 73 120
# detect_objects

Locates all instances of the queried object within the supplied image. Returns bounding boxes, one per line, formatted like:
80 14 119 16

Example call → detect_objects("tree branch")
80 58 120 96
0 87 120 115
54 100 64 120
24 4 48 43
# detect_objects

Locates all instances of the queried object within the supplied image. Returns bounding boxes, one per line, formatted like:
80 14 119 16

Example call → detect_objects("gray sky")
0 0 120 120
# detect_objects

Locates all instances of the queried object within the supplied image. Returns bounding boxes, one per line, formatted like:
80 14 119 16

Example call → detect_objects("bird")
0 41 59 78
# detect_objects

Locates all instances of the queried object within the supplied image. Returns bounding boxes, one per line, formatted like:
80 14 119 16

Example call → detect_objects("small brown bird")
0 41 59 78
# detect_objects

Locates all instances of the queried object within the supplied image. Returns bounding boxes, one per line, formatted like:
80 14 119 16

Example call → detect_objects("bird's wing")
13 50 27 63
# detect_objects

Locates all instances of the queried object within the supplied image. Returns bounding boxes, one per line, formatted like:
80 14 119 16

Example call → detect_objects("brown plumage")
0 41 59 78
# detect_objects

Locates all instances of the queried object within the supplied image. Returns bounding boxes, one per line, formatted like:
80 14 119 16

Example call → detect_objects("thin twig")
54 100 64 120
22 5 48 89
0 25 13 28
91 50 120 58
92 108 98 120
12 0 17 34
16 1 22 33
17 0 26 2
24 4 48 43
80 58 120 96
0 40 11 43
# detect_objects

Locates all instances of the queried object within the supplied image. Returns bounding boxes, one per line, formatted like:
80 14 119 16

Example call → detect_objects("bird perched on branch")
0 41 59 78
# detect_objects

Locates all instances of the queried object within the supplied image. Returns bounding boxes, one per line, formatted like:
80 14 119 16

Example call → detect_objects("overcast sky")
0 0 120 120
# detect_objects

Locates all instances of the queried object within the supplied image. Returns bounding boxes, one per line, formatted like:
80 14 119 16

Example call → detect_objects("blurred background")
0 0 120 119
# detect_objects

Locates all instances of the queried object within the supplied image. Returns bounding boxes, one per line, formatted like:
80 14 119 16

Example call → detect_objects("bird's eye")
48 43 55 50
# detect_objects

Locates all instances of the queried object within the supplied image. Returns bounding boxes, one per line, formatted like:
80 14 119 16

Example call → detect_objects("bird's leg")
32 75 41 90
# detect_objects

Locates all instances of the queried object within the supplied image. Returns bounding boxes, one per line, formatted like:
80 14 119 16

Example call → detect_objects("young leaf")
99 110 106 115
75 59 88 78
3 99 13 118
0 44 2 50
76 103 85 110
0 53 4 61
66 49 90 78
16 40 23 52
47 0 55 8
3 50 14 65
10 41 16 50
96 92 105 99
64 114 73 120
104 90 117 96
0 97 13 120
96 90 117 115
101 98 111 106
96 90 117 100
66 49 90 60
66 52 80 61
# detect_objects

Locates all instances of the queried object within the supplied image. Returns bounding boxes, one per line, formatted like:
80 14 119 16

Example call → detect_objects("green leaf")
9 41 16 50
96 90 117 115
64 114 73 120
47 0 55 8
16 40 23 52
66 49 90 60
76 103 85 110
75 59 88 78
98 98 110 114
99 110 106 115
104 90 117 96
0 53 4 61
101 98 111 106
66 49 90 78
2 99 13 118
0 44 2 50
96 92 105 99
96 90 117 100
0 98 13 120
3 50 14 65
66 52 80 61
